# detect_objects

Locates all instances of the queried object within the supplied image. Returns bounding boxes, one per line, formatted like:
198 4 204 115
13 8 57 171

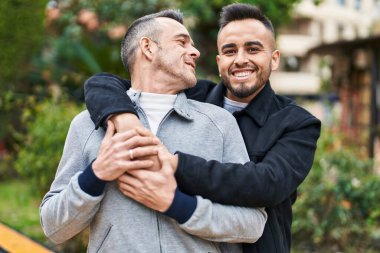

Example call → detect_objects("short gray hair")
121 10 183 74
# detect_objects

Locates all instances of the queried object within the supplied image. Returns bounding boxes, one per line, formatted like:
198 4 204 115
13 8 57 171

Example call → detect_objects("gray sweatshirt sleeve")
179 111 267 243
39 114 105 244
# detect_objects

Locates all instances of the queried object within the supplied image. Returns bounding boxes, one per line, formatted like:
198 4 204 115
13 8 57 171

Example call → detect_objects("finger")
115 146 159 161
157 148 173 174
117 173 138 184
117 176 144 198
117 173 128 184
112 128 140 142
157 147 170 164
118 183 138 199
132 146 159 159
104 120 116 140
119 160 154 172
115 135 160 150
121 174 141 187
134 126 155 137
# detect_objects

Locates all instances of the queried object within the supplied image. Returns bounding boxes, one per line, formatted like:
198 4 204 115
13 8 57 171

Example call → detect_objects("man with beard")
84 3 321 253
40 9 267 252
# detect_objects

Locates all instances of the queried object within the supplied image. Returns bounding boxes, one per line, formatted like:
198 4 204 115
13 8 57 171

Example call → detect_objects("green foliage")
0 0 46 160
36 0 301 88
292 128 380 251
0 180 88 253
14 99 83 196
0 180 45 242
0 0 45 88
34 0 181 100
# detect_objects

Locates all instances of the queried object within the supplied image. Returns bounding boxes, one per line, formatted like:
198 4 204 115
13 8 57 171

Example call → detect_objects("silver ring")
128 149 134 160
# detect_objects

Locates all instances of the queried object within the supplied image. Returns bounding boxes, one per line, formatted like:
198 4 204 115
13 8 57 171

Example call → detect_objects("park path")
0 223 53 253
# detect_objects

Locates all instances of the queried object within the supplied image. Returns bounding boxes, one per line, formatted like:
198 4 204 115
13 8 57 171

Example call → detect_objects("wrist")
169 154 179 172
92 159 109 181
91 159 102 179
160 187 176 212
78 161 107 196
163 188 197 224
111 113 141 132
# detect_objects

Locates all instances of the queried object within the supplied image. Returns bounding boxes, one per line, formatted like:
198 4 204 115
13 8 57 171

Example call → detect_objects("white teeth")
234 71 251 79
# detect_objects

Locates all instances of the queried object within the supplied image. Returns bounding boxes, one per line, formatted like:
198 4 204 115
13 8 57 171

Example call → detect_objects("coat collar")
206 81 275 127
128 90 193 121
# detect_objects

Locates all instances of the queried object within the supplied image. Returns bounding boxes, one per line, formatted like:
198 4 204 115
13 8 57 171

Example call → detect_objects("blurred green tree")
0 0 45 172
14 98 83 196
37 0 300 94
0 0 45 89
292 128 380 252
36 0 181 101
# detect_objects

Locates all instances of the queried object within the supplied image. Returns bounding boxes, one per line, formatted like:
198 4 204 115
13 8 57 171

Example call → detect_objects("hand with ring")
129 149 136 160
92 121 161 181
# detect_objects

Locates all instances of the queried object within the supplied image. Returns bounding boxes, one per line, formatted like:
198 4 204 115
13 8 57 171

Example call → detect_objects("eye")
177 39 186 46
223 49 236 56
247 47 259 53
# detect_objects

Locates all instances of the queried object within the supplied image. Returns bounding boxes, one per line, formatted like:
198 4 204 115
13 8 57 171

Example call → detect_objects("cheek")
218 59 231 72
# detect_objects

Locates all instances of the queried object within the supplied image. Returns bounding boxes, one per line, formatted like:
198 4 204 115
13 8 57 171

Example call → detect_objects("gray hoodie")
40 92 266 253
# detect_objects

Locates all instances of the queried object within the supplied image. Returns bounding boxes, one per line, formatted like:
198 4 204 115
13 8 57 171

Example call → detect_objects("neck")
131 68 180 94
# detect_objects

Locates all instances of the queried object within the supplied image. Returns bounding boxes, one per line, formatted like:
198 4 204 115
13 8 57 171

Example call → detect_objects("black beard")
222 63 271 99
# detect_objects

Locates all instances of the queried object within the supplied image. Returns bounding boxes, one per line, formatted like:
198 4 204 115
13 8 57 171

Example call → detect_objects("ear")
216 54 221 73
140 37 155 60
270 50 280 71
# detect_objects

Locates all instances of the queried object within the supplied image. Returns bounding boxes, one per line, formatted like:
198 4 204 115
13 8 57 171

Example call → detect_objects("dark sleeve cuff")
163 188 197 224
78 161 107 196
174 151 199 177
175 151 186 172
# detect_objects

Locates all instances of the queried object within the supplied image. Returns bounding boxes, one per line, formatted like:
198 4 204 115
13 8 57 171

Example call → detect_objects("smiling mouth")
185 61 195 69
232 70 254 80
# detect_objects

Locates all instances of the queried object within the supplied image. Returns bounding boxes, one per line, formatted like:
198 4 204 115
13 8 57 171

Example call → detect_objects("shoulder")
85 72 130 87
187 99 237 129
188 99 232 117
70 110 98 136
195 79 216 90
72 110 93 125
273 95 321 128
184 79 216 101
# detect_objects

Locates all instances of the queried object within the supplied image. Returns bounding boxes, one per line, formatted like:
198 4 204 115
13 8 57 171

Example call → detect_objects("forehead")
217 19 274 50
156 17 190 38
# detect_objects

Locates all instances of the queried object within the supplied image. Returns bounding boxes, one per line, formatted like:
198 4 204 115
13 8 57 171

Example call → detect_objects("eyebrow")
174 33 195 46
221 43 236 51
245 41 264 48
221 41 264 51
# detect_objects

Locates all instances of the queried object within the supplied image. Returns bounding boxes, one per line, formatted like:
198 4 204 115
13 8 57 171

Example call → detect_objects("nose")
189 45 200 60
234 50 248 66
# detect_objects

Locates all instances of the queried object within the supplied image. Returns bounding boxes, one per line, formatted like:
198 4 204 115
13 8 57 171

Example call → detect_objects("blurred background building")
271 0 380 161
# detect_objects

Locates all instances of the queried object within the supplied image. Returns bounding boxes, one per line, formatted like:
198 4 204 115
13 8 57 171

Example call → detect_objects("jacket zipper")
156 213 162 253
156 109 174 134
136 107 169 253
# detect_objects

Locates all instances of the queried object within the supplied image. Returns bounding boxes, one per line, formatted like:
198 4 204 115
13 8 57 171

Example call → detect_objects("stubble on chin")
222 66 271 99
223 79 261 99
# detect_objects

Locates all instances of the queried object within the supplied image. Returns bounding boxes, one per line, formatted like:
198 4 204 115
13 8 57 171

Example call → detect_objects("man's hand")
117 147 177 212
111 113 179 172
92 121 160 181
111 113 142 133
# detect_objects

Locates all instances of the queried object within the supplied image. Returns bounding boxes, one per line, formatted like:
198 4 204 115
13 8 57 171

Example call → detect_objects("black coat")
84 73 321 253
